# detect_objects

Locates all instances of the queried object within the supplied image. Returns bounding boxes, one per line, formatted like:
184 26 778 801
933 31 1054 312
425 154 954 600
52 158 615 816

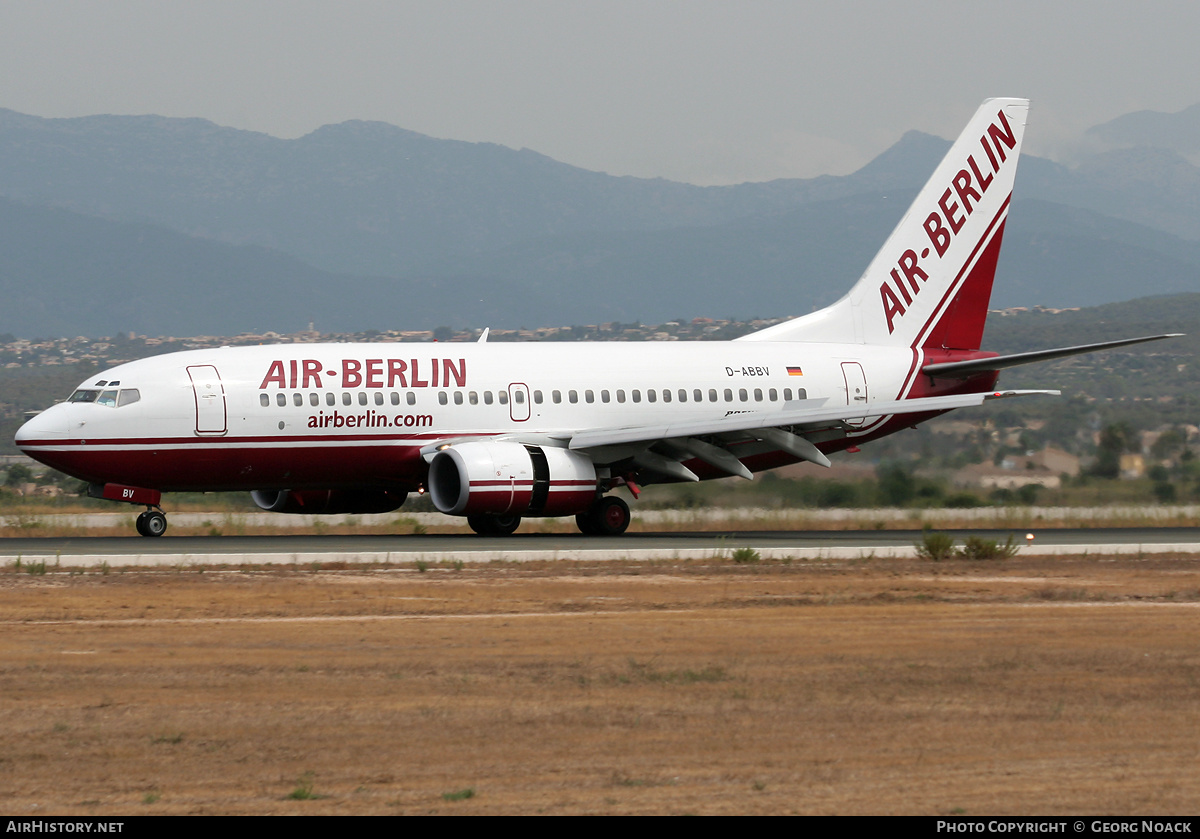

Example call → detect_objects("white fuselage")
15 339 939 493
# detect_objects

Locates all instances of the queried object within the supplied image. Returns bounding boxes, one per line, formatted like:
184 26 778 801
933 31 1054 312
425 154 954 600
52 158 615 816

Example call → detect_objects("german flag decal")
787 366 804 376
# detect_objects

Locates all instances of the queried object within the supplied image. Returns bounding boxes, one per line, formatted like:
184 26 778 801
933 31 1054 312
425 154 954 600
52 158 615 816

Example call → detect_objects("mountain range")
1 104 1199 337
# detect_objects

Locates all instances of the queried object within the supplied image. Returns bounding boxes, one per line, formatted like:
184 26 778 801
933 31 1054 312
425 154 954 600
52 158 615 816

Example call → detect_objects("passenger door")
187 365 227 435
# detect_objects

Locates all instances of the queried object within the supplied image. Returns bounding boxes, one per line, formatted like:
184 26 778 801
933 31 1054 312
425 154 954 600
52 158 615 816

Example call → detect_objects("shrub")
730 547 760 564
915 530 956 561
959 534 1019 560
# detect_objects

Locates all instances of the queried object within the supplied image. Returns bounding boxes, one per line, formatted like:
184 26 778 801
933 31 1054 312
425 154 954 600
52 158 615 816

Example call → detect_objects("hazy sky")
3 1 1200 184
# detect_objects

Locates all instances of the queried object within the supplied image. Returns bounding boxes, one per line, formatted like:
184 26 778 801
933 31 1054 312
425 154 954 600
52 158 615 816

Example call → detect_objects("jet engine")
427 441 598 517
250 489 408 515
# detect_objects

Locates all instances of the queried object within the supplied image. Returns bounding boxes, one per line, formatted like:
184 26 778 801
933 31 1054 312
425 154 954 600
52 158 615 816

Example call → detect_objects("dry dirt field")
2 554 1200 815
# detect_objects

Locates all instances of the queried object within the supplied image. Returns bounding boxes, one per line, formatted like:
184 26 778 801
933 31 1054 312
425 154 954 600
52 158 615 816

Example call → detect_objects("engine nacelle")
428 441 598 517
250 489 407 515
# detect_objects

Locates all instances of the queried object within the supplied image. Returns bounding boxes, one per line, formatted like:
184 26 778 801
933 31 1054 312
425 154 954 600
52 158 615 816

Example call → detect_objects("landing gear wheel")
467 514 522 536
575 512 598 535
577 495 630 536
490 514 521 535
136 510 167 538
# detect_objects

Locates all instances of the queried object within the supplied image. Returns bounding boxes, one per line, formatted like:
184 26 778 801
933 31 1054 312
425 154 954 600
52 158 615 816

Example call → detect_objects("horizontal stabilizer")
922 334 1183 378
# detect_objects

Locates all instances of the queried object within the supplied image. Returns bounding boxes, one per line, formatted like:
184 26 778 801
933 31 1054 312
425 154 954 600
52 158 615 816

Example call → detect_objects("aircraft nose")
15 405 68 449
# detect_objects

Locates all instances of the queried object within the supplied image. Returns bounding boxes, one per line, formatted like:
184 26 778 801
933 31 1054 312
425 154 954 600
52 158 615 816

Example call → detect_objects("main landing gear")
467 513 522 536
463 495 632 537
135 508 168 538
576 495 631 536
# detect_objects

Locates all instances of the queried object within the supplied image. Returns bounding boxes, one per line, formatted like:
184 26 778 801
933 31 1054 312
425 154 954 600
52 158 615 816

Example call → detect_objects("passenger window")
569 390 578 404
310 393 320 406
724 389 733 402
260 394 270 407
358 392 368 406
677 389 687 403
552 390 561 404
616 390 626 404
754 388 763 402
499 391 509 405
739 388 748 401
118 389 140 407
484 391 493 405
532 390 542 404
769 388 778 401
695 389 703 402
783 388 793 401
390 392 400 406
632 390 641 403
469 391 478 405
293 393 303 407
601 390 610 403
708 389 717 402
342 392 351 406
586 390 595 403
453 391 463 405
327 392 336 406
407 392 417 406
438 392 448 405
277 393 287 407
796 388 807 400
374 392 384 406
515 390 525 404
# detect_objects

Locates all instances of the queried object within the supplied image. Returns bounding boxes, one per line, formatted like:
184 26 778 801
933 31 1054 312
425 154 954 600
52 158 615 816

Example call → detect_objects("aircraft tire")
138 511 167 538
490 514 521 535
467 514 494 535
589 496 631 536
575 512 598 535
467 514 522 536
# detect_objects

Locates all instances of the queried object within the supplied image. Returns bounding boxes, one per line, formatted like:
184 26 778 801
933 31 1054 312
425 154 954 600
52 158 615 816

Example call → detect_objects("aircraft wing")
563 389 1058 479
567 390 1055 450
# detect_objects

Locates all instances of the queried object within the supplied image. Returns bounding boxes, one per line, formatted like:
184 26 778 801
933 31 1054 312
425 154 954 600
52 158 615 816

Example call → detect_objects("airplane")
14 98 1180 538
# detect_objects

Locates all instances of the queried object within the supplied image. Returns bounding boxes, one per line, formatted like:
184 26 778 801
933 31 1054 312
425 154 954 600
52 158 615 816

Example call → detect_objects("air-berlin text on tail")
259 357 467 390
880 107 1018 334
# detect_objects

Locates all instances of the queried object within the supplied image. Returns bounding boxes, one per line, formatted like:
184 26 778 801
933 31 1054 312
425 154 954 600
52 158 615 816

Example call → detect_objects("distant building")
1119 453 1145 480
955 448 1078 490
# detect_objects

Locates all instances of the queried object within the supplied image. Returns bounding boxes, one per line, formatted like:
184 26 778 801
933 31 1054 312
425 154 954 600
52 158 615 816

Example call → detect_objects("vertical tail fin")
741 98 1029 350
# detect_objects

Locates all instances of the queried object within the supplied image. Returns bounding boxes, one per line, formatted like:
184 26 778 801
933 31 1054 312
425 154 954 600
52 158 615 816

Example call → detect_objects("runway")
3 527 1200 568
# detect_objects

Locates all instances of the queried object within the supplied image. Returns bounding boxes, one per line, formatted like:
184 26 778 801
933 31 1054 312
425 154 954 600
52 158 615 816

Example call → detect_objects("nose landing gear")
88 483 168 537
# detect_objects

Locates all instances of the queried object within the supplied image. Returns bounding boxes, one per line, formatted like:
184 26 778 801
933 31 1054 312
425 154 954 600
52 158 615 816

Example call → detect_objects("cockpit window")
69 388 140 407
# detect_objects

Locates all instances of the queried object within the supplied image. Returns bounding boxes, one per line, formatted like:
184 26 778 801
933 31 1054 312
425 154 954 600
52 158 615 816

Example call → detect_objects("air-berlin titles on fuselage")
259 357 467 390
880 107 1018 334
